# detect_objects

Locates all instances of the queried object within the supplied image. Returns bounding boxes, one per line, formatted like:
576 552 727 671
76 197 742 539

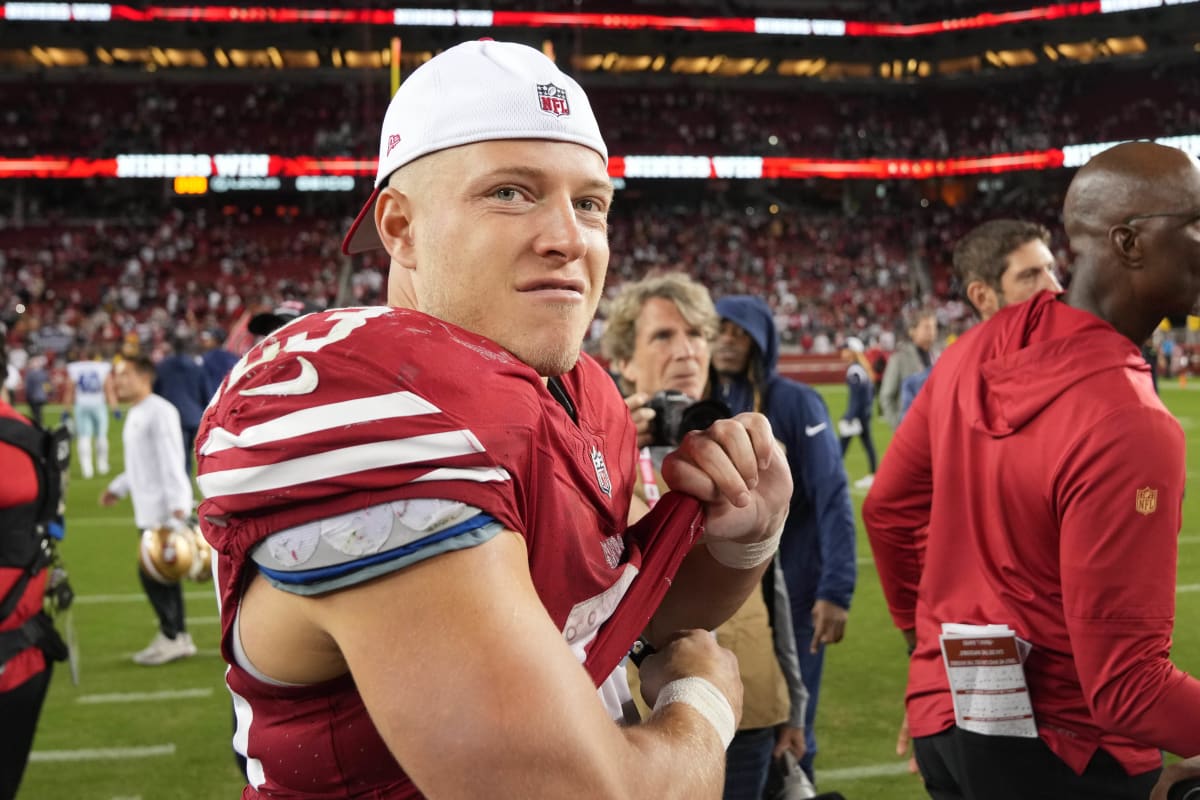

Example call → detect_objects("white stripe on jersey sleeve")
200 391 441 456
412 466 514 484
199 430 509 498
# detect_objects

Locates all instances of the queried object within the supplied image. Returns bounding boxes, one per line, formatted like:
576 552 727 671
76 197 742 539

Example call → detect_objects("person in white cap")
196 39 791 799
836 336 877 489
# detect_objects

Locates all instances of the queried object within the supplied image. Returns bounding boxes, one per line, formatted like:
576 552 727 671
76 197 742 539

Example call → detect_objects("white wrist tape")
653 677 737 749
705 522 783 570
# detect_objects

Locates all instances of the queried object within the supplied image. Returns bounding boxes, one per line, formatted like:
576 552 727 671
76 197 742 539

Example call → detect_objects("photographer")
603 273 810 800
0 335 69 800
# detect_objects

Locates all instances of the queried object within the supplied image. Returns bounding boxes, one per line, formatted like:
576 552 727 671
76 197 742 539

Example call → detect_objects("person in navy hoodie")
712 294 857 784
836 336 877 488
152 335 210 476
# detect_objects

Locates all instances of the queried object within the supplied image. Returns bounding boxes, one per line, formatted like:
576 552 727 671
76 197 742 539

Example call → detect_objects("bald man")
864 141 1200 800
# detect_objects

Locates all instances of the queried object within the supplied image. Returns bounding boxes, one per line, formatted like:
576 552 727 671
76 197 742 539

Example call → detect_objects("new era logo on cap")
386 134 402 156
537 83 570 117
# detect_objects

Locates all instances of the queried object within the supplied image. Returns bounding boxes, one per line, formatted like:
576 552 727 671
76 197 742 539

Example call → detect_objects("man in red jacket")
0 338 56 800
865 140 1200 799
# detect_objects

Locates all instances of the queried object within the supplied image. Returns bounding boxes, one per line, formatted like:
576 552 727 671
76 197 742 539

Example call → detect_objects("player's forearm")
644 543 770 644
616 706 728 799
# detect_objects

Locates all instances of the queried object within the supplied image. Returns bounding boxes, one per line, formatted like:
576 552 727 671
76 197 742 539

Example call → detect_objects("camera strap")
637 447 661 509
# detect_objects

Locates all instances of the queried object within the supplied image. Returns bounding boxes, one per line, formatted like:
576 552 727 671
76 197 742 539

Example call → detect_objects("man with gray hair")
197 40 792 799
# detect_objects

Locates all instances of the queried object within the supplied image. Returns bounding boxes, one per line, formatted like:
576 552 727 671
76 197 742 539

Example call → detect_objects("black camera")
646 390 732 447
1169 779 1200 800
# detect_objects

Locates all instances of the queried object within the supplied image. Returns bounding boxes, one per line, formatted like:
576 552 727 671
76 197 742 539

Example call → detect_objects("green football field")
15 381 1200 799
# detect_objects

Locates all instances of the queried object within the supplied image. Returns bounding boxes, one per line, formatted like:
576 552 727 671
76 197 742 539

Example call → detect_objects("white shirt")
3 363 19 393
107 393 194 529
67 360 112 407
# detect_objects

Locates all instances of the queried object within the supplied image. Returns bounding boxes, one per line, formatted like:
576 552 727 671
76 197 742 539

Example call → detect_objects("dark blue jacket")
201 348 240 399
714 295 857 612
153 354 211 430
844 362 874 422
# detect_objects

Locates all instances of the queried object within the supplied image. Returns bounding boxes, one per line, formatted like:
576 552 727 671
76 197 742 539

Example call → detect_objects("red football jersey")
197 307 703 798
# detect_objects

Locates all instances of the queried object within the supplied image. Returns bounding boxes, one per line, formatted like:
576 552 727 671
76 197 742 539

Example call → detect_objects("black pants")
914 727 1160 800
839 417 877 474
0 663 53 800
138 565 186 639
26 403 44 428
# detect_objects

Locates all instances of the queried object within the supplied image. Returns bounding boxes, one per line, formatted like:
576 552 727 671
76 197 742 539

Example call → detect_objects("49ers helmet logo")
537 83 570 117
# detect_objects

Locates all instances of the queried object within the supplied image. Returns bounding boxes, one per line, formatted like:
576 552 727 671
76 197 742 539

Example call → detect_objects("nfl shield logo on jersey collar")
591 446 612 497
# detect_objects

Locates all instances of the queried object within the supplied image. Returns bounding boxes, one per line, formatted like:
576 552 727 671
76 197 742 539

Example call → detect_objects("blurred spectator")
152 336 210 476
21 356 50 428
198 329 238 400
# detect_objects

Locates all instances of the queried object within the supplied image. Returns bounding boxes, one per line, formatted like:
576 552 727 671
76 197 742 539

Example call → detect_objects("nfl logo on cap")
537 83 570 117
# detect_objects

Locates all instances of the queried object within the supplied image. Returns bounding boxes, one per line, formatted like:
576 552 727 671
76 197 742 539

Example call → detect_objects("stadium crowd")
6 171 1200 404
1 63 1197 160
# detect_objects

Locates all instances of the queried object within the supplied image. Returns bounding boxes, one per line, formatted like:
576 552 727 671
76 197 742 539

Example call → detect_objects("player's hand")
811 599 849 652
1151 756 1200 800
773 724 807 761
661 412 791 544
897 710 919 775
637 629 743 728
99 490 118 507
624 392 655 449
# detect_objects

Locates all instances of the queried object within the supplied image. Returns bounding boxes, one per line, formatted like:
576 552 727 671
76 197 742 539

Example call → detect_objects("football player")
197 40 792 799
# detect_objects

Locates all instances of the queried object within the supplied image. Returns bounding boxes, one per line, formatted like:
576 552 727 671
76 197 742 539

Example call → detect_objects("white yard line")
818 761 914 781
30 744 175 762
75 592 214 605
78 688 213 704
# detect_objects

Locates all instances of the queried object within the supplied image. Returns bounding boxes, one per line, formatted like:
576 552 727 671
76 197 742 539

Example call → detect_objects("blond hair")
602 272 720 367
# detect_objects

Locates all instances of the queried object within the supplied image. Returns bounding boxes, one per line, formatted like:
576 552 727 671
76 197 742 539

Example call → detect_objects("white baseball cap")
845 336 865 353
342 39 608 254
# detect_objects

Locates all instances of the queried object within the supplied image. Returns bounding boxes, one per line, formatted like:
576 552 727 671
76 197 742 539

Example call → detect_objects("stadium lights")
1 1 1198 38
2 135 1198 183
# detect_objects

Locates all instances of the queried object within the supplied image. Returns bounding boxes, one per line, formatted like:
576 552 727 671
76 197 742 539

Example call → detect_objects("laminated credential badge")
939 622 1037 738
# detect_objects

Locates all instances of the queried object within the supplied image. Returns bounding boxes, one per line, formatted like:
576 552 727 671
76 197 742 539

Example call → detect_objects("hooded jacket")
865 291 1200 775
713 296 856 614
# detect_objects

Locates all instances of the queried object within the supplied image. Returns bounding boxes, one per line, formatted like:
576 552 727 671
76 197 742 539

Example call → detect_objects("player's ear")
376 186 418 270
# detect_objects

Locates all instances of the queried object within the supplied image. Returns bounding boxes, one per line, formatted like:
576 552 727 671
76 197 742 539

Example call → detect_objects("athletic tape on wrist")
704 522 783 570
652 676 737 749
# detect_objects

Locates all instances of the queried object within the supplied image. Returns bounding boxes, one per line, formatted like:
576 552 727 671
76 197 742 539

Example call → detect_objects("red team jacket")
0 401 47 693
197 307 704 798
865 291 1200 776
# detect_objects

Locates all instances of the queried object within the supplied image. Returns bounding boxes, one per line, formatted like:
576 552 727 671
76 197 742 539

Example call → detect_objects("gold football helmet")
138 526 194 584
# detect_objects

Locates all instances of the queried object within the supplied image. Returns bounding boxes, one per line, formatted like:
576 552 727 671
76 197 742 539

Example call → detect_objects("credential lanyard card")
939 623 1037 738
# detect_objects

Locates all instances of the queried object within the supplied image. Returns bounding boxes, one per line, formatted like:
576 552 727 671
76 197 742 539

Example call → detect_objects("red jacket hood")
962 291 1150 438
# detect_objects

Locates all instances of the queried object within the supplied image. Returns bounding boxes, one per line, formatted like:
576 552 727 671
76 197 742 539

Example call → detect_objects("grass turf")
16 381 1200 798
